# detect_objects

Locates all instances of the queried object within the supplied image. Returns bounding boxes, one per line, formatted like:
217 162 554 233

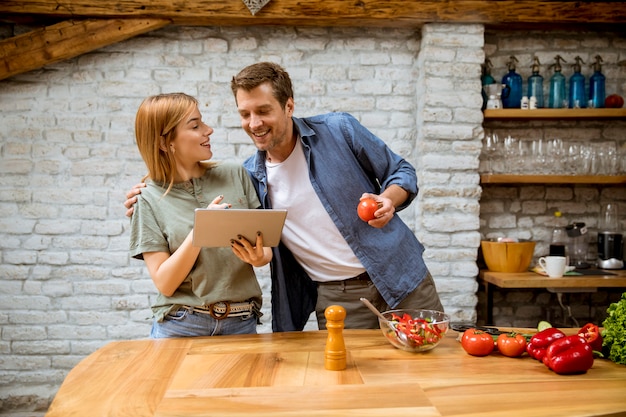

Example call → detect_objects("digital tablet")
193 209 287 247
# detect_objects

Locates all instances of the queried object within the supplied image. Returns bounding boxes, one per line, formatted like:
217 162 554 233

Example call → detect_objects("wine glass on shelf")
566 142 581 175
517 139 532 174
602 141 617 175
619 142 626 175
482 131 500 174
503 135 519 173
579 143 596 175
546 138 564 174
526 138 548 174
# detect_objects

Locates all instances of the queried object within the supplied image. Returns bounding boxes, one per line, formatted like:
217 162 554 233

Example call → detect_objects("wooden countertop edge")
480 269 626 288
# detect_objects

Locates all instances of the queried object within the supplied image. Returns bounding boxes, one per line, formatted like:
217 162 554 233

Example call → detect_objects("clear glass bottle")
569 56 586 108
548 55 567 108
549 211 568 258
589 55 606 109
502 56 523 108
527 57 544 108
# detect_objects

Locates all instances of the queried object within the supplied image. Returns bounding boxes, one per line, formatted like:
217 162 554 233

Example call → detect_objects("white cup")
538 256 567 278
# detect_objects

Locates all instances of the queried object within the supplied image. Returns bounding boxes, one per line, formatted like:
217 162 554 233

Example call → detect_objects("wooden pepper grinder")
324 305 346 370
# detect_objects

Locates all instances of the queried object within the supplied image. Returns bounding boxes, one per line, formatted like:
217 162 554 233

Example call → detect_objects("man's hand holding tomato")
358 194 395 227
357 185 409 228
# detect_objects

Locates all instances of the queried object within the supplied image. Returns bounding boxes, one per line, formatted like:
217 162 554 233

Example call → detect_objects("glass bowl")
378 309 450 352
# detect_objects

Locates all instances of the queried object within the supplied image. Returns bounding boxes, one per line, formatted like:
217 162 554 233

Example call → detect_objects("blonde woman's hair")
134 92 214 196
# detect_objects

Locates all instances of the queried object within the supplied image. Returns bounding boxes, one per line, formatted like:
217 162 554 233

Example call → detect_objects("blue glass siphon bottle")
502 56 523 108
548 55 567 108
527 57 544 108
481 58 495 110
589 55 606 109
569 56 586 108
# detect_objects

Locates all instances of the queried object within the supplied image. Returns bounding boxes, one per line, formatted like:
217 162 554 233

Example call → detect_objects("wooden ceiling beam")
1 1 625 80
0 18 170 81
1 0 626 27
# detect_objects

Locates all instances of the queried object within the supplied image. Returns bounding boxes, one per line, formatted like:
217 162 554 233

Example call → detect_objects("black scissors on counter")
450 324 505 335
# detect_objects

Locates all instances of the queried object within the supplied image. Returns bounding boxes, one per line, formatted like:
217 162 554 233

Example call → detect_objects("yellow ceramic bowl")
481 240 536 272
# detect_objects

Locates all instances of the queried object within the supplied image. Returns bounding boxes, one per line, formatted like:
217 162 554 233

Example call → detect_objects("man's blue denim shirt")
243 112 430 332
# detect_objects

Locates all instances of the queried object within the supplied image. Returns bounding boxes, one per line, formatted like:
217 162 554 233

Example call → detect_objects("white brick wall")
0 24 484 410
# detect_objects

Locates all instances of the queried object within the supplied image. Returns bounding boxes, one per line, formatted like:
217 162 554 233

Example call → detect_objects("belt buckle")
209 301 231 320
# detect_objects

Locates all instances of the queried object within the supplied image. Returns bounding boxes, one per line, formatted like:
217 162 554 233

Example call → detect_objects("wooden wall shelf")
480 174 626 185
483 108 626 120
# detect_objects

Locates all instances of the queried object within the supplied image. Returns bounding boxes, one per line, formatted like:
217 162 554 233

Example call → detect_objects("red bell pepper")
543 335 594 375
526 327 566 361
577 322 603 351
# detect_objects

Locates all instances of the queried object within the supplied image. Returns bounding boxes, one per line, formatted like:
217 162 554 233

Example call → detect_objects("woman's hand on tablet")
230 232 272 267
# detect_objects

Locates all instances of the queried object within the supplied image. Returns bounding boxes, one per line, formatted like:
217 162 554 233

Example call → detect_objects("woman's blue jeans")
150 307 257 338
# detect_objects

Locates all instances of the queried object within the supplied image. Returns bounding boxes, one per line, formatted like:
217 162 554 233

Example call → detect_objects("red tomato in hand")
357 198 380 222
461 329 495 356
496 333 527 357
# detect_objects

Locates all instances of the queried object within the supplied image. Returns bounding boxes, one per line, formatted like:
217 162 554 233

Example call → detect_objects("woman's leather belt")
182 300 256 320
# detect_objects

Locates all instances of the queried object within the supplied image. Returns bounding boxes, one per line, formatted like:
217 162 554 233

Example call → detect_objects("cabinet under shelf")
483 108 626 120
480 174 626 184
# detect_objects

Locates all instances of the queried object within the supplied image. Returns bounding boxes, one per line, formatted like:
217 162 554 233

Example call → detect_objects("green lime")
537 320 552 332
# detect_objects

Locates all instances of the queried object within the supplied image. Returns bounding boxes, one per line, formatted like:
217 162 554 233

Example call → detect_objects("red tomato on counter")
357 198 380 222
461 329 495 356
496 332 527 357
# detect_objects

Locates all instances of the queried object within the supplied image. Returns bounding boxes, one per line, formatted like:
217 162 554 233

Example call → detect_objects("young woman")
129 92 271 338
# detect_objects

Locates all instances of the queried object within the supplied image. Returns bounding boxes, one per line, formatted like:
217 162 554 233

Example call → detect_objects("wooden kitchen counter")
46 329 626 417
480 268 626 289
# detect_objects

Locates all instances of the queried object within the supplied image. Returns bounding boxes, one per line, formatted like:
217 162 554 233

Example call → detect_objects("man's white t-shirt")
265 138 365 282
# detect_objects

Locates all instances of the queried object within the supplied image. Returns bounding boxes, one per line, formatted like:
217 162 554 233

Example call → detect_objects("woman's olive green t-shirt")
129 162 262 321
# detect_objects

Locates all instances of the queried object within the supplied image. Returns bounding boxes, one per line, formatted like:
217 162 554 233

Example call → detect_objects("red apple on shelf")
605 94 624 108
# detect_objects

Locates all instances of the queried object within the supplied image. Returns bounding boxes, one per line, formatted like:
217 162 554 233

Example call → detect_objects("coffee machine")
598 203 624 269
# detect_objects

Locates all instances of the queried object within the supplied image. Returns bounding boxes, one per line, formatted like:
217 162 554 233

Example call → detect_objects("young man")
126 62 443 332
